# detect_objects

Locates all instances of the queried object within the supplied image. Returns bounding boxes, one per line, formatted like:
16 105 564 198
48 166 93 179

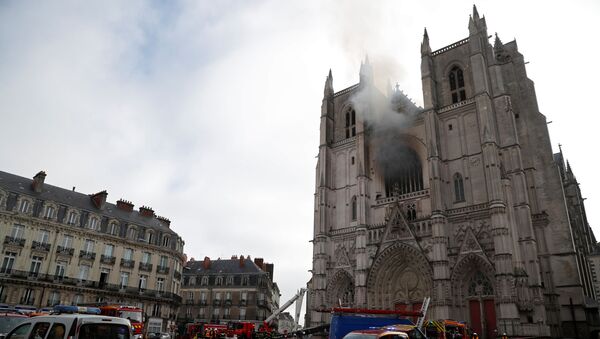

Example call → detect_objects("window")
67 211 77 225
201 292 207 302
10 224 24 239
157 278 165 292
22 288 35 305
159 255 168 267
225 292 231 301
127 227 136 240
1 252 17 273
216 276 223 286
454 173 465 202
448 124 453 131
226 276 234 286
239 308 246 320
241 291 247 301
162 236 170 247
47 323 66 339
152 304 161 317
38 230 50 244
241 276 249 286
73 294 83 305
7 323 32 339
89 217 98 230
142 252 151 264
384 147 423 197
44 206 55 219
201 276 209 286
215 292 221 301
18 199 30 213
123 248 133 260
55 261 67 278
61 235 73 248
345 108 356 138
199 307 205 317
48 291 60 306
187 291 194 302
139 275 148 290
449 66 466 103
29 256 43 276
104 244 114 257
224 308 230 318
109 223 118 235
212 308 220 317
78 264 90 281
120 272 129 288
83 239 95 253
351 196 357 221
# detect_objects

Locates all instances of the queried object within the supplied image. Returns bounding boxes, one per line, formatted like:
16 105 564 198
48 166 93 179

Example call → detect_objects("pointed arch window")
351 196 357 221
345 109 356 138
449 66 466 103
454 173 465 202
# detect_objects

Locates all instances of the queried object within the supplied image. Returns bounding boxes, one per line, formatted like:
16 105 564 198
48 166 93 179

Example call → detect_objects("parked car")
147 332 170 339
0 311 28 339
2 313 131 339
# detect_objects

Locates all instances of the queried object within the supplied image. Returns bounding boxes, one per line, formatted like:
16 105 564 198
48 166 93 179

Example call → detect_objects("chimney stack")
116 199 134 212
239 255 245 268
32 171 46 193
254 258 264 270
139 206 154 217
91 190 108 209
156 216 171 228
203 256 211 269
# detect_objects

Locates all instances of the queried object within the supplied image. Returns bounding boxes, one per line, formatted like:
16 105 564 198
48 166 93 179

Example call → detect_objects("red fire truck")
98 304 145 339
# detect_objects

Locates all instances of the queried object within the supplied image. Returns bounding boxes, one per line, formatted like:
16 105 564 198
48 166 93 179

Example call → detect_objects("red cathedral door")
469 300 482 337
483 299 497 339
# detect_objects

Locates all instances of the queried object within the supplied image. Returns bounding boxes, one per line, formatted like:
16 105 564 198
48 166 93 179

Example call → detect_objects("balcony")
156 265 170 274
174 271 182 280
239 299 247 306
224 299 232 306
213 299 222 306
100 255 116 265
4 236 25 247
185 299 194 305
139 262 153 272
56 246 74 256
31 241 51 252
79 251 96 260
120 259 135 268
257 299 266 306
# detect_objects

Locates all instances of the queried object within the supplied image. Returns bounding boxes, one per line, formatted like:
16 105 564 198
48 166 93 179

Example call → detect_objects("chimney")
265 263 274 282
239 255 245 268
32 171 46 193
254 258 264 270
139 206 154 217
231 255 238 260
91 190 108 209
156 216 171 228
203 256 211 269
116 199 134 212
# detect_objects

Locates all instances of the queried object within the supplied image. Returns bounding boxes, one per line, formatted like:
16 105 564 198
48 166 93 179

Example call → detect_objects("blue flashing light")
53 305 101 315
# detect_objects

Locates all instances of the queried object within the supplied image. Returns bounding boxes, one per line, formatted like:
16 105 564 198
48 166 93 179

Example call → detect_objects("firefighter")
471 332 478 339
501 333 508 339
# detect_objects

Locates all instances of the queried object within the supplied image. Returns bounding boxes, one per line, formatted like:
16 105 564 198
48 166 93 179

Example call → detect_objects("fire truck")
96 304 145 339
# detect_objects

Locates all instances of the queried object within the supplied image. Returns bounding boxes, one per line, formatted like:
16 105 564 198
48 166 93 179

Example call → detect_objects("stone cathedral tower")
307 6 599 339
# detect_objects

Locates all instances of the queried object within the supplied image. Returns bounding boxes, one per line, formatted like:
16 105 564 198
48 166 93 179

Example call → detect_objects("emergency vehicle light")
54 305 101 314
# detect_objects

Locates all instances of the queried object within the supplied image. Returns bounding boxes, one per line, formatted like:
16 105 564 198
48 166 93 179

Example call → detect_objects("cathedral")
307 6 599 339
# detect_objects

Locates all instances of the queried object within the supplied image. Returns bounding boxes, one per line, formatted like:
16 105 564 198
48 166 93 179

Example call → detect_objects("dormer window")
89 217 98 230
45 206 55 219
345 109 356 138
19 199 30 214
449 66 466 103
67 211 77 225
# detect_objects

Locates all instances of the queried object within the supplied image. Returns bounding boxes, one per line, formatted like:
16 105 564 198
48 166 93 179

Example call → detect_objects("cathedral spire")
359 54 373 85
324 69 333 98
421 28 431 55
494 32 503 49
472 4 480 21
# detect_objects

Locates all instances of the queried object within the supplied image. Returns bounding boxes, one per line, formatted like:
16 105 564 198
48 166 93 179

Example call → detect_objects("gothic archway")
327 270 355 307
451 254 497 339
367 243 432 310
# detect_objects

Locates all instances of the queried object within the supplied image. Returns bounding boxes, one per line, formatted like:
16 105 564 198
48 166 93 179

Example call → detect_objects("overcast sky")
1 0 598 323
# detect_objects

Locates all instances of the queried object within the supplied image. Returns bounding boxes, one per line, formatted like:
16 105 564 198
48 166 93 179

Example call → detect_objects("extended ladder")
415 297 431 328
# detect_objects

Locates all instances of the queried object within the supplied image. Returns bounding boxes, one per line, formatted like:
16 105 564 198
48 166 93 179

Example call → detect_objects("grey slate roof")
185 259 264 275
0 170 176 235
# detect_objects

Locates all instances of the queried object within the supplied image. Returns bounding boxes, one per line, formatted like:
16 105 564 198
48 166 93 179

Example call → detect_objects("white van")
3 314 131 339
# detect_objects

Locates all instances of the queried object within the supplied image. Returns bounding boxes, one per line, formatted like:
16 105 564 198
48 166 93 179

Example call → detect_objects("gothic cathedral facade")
307 7 598 339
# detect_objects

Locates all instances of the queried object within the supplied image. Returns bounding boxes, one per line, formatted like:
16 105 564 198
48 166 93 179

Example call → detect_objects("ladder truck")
261 288 307 334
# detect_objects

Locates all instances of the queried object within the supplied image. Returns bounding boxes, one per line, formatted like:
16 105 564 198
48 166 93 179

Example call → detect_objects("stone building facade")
307 6 599 339
0 170 185 333
179 256 280 327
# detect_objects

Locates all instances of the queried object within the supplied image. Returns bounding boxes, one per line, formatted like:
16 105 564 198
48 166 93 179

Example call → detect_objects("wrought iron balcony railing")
56 246 74 256
100 255 116 265
31 241 51 252
79 251 96 260
4 236 25 247
120 259 135 268
139 262 153 272
156 265 170 274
